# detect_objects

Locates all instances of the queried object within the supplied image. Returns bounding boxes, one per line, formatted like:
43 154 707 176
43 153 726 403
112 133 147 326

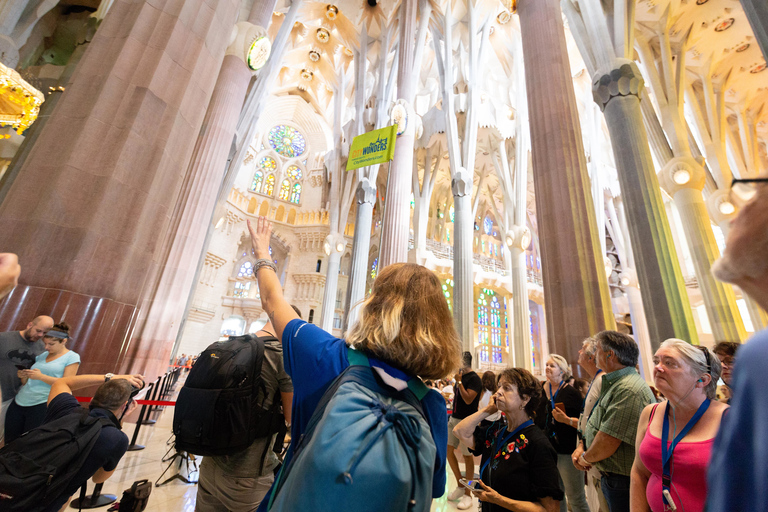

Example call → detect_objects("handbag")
115 479 152 511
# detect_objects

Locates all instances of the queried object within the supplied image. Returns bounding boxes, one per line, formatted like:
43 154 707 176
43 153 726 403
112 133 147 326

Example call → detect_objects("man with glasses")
707 175 768 511
712 342 738 403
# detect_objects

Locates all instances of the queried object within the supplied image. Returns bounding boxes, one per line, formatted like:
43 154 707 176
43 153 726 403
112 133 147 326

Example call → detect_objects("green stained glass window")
291 183 301 204
268 125 307 158
251 171 263 192
279 179 291 200
287 165 303 180
449 205 455 223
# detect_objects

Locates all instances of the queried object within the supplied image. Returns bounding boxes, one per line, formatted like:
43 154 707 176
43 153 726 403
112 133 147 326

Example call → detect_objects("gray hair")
595 330 639 367
548 354 572 380
90 379 133 412
659 339 722 400
581 337 597 358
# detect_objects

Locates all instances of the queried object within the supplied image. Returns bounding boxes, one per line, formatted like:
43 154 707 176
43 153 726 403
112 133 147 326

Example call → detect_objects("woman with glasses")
712 342 739 403
630 339 728 512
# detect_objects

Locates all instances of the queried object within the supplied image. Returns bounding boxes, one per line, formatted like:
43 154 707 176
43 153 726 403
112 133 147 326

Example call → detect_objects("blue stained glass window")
484 216 493 235
291 183 301 204
234 281 250 298
287 165 303 180
371 258 378 280
237 261 253 278
268 125 306 158
251 171 263 192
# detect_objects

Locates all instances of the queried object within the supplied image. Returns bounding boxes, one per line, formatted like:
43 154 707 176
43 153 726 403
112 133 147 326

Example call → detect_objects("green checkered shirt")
583 366 655 476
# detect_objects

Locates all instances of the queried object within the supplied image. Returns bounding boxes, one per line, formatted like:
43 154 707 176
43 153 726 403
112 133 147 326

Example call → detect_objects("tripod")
155 434 199 487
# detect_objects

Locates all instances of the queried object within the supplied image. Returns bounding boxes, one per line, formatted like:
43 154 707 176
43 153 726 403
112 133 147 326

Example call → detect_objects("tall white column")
345 178 376 327
660 158 747 343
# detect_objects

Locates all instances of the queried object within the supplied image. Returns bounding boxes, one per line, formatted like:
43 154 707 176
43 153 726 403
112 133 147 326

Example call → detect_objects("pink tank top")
638 404 714 512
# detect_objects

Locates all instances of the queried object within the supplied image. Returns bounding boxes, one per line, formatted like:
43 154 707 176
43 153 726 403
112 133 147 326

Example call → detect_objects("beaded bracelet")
254 258 277 273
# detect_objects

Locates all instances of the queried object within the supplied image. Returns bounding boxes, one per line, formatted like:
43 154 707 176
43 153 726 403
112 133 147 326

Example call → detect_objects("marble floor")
77 378 479 512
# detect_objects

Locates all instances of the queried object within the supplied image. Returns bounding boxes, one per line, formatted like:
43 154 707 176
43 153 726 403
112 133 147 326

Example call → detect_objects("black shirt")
42 394 129 512
543 383 583 453
470 421 563 511
452 370 483 419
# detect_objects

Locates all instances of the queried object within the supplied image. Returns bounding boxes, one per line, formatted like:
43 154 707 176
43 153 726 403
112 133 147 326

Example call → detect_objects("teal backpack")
267 348 436 512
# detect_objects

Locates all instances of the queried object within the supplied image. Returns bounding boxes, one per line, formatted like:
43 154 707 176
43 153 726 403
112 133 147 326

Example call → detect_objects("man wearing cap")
0 315 54 444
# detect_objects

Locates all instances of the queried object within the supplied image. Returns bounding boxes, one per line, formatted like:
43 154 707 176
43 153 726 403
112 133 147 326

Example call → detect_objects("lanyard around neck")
661 399 710 493
583 369 603 408
480 419 533 478
549 380 564 410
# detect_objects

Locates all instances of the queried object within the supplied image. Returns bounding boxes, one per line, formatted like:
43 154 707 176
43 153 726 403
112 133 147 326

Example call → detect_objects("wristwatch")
105 373 114 382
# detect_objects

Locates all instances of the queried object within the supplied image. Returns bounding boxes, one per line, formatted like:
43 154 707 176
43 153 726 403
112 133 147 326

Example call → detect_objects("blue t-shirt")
259 319 447 509
15 350 80 406
706 328 768 511
42 393 129 512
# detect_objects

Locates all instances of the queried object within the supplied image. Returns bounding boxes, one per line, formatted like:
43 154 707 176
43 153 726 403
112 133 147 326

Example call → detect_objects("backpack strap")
347 347 429 401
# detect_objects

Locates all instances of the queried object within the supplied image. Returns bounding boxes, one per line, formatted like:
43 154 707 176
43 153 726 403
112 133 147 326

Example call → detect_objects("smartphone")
459 478 477 491
15 365 26 371
555 402 566 413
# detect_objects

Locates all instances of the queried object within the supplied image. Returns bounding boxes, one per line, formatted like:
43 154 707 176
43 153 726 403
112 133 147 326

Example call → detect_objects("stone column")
517 0 615 368
345 177 376 328
378 0 418 267
452 169 474 352
0 0 239 376
740 0 768 60
593 59 698 348
320 238 344 332
707 190 768 332
659 158 746 343
619 269 654 380
509 234 532 370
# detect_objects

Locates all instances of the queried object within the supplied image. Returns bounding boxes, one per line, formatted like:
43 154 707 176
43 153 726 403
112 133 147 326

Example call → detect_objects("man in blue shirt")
707 177 768 511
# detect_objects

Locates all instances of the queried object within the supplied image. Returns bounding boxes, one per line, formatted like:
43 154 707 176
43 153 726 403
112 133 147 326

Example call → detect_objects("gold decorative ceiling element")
0 62 44 134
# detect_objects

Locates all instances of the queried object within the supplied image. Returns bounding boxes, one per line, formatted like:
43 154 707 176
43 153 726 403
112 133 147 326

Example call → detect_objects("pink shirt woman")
630 339 729 512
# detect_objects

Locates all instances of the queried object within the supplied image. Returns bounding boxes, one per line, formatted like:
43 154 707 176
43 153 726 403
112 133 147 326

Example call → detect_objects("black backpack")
0 409 112 511
173 334 285 456
116 479 152 511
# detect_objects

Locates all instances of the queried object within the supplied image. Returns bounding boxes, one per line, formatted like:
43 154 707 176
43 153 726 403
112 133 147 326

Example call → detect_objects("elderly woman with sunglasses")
630 339 728 512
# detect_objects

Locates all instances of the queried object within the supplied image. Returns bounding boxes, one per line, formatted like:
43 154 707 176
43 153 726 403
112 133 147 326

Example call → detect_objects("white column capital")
226 22 270 71
451 167 473 197
619 267 639 289
504 225 531 252
592 58 645 112
356 177 377 205
706 189 738 226
659 156 707 195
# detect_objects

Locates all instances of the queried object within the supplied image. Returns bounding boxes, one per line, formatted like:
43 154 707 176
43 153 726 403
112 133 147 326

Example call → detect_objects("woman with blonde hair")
247 217 462 511
544 354 589 512
630 339 727 512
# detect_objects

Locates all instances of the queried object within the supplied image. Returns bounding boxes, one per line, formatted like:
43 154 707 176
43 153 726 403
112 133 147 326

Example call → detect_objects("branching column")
346 178 376 326
660 159 746 343
593 59 698 348
517 0 615 368
452 170 475 352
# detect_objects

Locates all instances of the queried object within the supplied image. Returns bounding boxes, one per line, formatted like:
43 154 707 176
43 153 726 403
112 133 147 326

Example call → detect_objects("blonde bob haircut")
346 262 462 380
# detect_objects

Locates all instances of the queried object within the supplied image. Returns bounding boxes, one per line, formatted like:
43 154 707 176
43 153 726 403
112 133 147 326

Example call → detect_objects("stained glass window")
234 281 250 298
260 156 277 172
279 179 290 200
442 279 453 312
484 216 493 235
490 296 502 363
291 183 301 204
287 165 303 180
370 258 378 280
449 205 455 223
250 171 263 192
268 125 306 158
478 292 489 362
263 174 275 195
237 261 253 278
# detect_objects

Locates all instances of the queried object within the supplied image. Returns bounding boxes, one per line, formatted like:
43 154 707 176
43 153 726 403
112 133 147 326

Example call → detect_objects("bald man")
0 315 54 444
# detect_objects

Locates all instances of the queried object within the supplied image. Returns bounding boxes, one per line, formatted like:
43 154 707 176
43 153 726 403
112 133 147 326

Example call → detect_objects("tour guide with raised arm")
247 216 462 511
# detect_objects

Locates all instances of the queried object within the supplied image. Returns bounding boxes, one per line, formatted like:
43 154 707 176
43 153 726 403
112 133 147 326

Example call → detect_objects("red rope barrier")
75 397 176 406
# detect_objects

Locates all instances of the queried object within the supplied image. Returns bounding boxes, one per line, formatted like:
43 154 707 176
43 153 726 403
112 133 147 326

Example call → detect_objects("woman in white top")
479 371 502 422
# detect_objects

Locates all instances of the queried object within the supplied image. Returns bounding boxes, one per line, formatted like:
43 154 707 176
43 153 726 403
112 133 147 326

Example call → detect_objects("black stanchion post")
141 376 162 425
69 482 117 509
127 381 155 451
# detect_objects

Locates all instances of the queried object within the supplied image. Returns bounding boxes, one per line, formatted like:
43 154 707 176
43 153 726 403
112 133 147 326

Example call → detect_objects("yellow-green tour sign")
346 125 398 171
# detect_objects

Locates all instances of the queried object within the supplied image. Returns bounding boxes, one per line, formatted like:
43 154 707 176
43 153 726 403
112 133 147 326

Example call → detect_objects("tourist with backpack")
246 217 462 512
191 314 295 511
0 371 144 512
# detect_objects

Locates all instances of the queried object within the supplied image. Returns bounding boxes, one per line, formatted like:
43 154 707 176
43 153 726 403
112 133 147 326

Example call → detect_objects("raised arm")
0 252 20 299
48 374 144 405
248 218 299 343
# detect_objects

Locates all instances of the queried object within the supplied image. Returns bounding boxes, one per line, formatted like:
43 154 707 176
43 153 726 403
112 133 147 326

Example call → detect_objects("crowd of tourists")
0 175 765 512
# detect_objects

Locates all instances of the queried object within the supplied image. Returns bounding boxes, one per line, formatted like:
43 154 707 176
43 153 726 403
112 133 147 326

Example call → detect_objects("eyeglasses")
728 177 768 209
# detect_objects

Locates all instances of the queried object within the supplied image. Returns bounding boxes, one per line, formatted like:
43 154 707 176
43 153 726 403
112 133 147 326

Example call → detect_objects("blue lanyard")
480 420 534 478
549 381 564 410
660 399 710 503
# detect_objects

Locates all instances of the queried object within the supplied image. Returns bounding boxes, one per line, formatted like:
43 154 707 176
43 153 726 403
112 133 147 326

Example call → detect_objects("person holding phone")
544 355 589 512
453 367 562 512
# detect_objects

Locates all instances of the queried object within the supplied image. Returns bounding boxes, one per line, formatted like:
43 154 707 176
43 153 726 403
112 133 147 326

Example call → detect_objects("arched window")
290 183 301 204
251 170 263 192
268 125 307 158
279 179 290 200
237 261 253 278
263 174 275 196
484 216 493 235
490 296 502 364
234 282 250 298
477 292 489 363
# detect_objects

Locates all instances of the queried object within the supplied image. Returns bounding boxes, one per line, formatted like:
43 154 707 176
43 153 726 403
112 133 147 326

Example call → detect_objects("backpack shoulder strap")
346 346 369 367
406 377 429 401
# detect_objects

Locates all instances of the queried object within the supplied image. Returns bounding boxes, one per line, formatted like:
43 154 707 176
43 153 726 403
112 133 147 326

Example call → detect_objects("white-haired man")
707 177 768 511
